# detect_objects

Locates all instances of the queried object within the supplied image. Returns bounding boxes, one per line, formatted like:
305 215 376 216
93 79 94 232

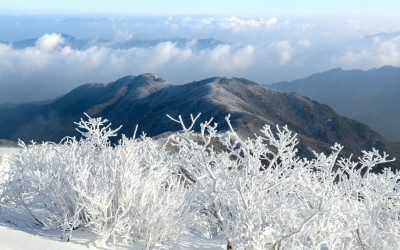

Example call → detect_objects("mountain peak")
328 67 343 72
112 73 166 86
111 73 172 100
1 73 398 171
191 76 259 87
135 73 161 82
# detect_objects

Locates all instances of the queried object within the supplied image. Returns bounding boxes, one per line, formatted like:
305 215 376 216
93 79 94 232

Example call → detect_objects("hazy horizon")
1 1 400 104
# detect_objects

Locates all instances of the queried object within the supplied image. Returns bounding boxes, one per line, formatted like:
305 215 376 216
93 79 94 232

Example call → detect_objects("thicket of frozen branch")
1 114 193 248
168 114 399 249
1 113 399 249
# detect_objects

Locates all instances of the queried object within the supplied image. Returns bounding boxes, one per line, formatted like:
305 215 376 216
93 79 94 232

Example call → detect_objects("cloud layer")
0 34 260 103
1 15 400 104
330 35 400 68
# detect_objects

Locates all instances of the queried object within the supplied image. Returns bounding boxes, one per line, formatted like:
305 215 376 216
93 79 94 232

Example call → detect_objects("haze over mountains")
0 33 225 51
1 17 400 104
269 66 400 142
0 74 398 171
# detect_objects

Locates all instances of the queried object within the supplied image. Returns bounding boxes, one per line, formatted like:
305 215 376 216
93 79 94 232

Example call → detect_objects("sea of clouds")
1 15 400 103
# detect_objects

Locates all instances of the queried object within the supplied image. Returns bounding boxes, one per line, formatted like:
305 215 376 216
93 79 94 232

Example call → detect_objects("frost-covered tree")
2 113 194 248
167 114 399 249
1 112 399 249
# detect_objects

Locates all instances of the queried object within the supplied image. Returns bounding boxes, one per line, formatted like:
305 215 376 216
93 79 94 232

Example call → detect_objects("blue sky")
2 0 400 16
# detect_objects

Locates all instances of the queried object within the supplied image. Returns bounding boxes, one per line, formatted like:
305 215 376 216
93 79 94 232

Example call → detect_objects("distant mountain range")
0 73 398 171
268 66 400 142
0 33 225 51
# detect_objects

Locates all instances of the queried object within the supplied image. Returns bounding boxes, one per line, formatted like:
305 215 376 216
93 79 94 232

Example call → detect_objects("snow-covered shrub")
0 151 7 186
167 114 399 249
2 113 193 248
2 112 399 249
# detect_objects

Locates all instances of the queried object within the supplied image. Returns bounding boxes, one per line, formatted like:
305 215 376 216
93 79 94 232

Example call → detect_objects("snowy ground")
0 147 226 250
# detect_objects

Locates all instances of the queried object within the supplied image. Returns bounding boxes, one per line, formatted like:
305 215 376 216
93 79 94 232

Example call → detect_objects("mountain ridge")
0 73 398 170
268 65 400 142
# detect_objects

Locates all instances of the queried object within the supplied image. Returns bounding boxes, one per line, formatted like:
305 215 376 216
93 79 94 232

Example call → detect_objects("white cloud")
182 16 192 22
266 17 278 27
163 16 173 25
331 35 400 68
298 39 312 47
205 45 255 71
282 19 290 26
336 50 372 65
346 19 361 31
376 36 400 65
270 41 294 64
143 42 193 70
112 31 133 43
201 18 214 25
0 35 258 103
218 16 278 32
36 33 65 51
4 25 400 104
301 23 315 31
